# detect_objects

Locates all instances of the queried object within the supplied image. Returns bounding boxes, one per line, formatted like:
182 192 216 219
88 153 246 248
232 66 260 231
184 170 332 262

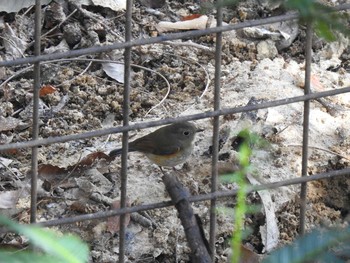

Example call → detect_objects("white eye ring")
183 131 190 136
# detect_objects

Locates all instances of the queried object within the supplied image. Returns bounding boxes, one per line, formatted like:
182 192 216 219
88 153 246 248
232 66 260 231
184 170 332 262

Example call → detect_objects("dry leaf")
71 152 112 171
239 244 260 263
0 116 23 132
107 199 131 234
38 152 113 188
38 164 67 178
0 0 51 13
92 0 126 11
70 201 90 213
3 23 27 59
39 84 57 97
102 62 125 83
246 174 279 253
0 190 21 209
181 14 202 21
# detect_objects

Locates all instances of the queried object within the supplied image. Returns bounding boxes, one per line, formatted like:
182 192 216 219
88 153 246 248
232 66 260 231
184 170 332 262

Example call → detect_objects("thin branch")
287 144 350 161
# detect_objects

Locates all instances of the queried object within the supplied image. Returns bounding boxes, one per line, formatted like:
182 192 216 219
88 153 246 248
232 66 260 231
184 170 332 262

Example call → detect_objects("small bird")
109 122 202 167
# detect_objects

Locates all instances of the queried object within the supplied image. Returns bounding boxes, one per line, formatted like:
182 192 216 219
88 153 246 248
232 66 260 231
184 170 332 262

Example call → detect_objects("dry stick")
161 51 211 114
130 213 153 228
53 58 171 116
0 58 87 89
0 56 170 151
52 152 84 190
287 144 350 161
22 5 35 16
0 34 26 58
0 57 170 116
0 160 21 181
162 50 211 99
55 60 93 88
55 58 172 116
41 9 78 39
162 172 212 263
27 8 78 49
70 1 124 42
163 40 214 53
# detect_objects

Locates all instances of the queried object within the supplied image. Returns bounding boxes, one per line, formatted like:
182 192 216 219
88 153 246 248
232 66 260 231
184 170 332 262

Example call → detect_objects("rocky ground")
0 0 349 262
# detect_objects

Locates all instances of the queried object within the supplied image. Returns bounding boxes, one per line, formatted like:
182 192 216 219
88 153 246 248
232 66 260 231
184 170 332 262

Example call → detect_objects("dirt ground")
0 0 349 262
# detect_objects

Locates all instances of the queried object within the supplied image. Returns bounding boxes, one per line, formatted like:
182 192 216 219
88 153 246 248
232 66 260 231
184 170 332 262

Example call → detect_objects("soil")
0 0 349 262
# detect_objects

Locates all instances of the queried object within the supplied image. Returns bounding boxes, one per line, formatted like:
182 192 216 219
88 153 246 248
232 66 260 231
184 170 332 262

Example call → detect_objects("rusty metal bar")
299 22 313 234
30 0 42 224
1 3 349 68
29 167 350 229
118 0 133 261
0 87 349 152
0 2 349 261
0 12 299 67
209 1 223 259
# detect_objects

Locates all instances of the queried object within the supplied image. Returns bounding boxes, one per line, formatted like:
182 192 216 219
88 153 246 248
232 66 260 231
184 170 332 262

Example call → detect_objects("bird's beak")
196 128 204 133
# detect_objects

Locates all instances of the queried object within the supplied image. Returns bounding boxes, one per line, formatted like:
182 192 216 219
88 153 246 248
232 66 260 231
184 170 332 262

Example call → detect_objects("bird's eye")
183 131 190 136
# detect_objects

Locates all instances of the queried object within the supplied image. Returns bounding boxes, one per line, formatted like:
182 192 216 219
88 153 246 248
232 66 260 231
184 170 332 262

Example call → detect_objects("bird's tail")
109 148 123 158
109 147 136 158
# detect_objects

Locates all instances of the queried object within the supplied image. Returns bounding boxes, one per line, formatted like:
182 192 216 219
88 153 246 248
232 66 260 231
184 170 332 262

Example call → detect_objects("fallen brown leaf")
181 14 203 21
107 199 131 234
39 84 57 97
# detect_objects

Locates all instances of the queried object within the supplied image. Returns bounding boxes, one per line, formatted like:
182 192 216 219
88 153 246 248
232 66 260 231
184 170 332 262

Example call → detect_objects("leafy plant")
209 0 350 41
0 216 89 263
263 225 350 263
277 0 350 41
220 129 263 263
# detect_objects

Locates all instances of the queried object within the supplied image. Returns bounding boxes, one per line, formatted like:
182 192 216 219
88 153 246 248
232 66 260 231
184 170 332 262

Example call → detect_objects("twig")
142 67 171 117
53 152 84 189
0 65 33 88
0 35 26 59
162 171 211 262
41 9 78 39
287 144 350 161
162 51 211 114
163 40 214 53
86 59 171 117
0 160 21 181
1 56 171 147
27 8 78 50
55 60 93 88
54 58 171 116
70 1 124 42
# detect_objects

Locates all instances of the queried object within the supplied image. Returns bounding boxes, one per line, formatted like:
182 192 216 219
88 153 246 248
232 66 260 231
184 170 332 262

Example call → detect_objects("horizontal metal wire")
0 3 349 245
1 86 349 152
32 167 350 228
0 3 349 67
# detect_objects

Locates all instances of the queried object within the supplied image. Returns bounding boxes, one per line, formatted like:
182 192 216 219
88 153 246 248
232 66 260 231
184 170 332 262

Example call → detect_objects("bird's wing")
131 136 180 155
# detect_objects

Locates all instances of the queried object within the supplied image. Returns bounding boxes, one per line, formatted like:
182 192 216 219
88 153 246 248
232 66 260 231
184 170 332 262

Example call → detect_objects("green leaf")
263 226 350 263
0 251 61 263
220 172 242 183
0 216 89 263
314 19 336 41
270 0 350 41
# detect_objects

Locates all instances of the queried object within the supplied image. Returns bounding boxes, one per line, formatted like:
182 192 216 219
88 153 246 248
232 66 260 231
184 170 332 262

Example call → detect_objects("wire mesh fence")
1 0 350 262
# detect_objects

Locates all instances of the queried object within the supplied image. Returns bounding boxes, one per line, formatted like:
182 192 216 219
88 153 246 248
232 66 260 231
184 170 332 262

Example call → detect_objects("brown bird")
109 122 202 167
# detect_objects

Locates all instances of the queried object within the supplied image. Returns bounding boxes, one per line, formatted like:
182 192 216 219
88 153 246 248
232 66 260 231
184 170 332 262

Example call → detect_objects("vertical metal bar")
299 22 312 234
30 0 42 224
118 0 133 262
209 1 223 259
